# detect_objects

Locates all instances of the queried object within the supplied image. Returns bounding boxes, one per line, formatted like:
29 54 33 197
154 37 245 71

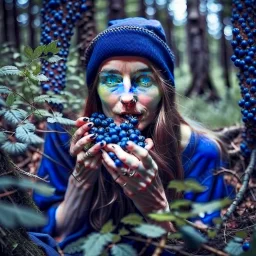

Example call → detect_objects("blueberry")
101 120 108 127
130 134 139 141
108 152 117 160
135 129 141 136
109 123 116 128
127 129 135 135
121 137 129 142
109 128 117 136
111 135 119 143
98 113 106 120
119 130 127 138
104 136 112 144
93 118 102 127
91 112 99 118
242 242 250 251
115 126 121 132
137 142 145 148
138 135 145 142
106 117 114 124
120 141 127 149
97 127 105 135
115 159 123 167
96 135 104 143
120 123 129 130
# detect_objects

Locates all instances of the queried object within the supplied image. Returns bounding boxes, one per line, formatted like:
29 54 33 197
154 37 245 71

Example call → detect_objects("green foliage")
133 224 166 238
81 233 114 256
47 112 76 126
121 213 143 226
0 66 22 76
224 237 244 256
179 225 207 249
1 141 28 155
0 202 47 228
168 179 207 193
111 244 138 256
0 177 54 196
100 220 116 234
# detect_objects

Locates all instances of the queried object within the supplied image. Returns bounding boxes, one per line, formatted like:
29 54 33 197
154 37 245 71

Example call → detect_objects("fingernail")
87 123 93 127
83 117 89 122
112 145 115 149
89 134 97 139
100 141 105 147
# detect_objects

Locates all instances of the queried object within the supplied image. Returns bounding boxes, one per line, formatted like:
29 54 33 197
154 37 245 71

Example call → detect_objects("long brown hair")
83 65 185 230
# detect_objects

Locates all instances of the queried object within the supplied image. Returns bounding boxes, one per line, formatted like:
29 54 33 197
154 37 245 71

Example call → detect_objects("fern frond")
1 141 28 155
0 66 22 76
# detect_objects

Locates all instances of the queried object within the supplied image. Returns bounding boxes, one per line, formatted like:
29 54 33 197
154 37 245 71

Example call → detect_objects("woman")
33 17 231 254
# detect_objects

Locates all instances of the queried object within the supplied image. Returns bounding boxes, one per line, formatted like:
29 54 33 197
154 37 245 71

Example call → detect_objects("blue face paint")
98 71 157 93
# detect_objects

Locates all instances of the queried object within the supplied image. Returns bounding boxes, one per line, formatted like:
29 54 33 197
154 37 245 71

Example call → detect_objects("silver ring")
128 170 136 177
122 182 127 187
85 151 93 158
121 168 128 176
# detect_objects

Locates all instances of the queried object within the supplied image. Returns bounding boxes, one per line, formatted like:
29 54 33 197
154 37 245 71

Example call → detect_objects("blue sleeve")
183 134 234 224
33 122 76 236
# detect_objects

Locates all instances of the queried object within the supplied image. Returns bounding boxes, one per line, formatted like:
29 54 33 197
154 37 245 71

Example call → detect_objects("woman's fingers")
70 122 94 156
71 133 97 156
125 141 156 170
104 144 140 169
144 138 154 151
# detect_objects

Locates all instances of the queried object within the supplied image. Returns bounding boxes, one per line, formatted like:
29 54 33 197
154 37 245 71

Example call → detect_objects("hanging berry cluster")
230 0 256 157
40 0 89 111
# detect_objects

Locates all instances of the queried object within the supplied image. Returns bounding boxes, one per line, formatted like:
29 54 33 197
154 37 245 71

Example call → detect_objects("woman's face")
97 57 162 131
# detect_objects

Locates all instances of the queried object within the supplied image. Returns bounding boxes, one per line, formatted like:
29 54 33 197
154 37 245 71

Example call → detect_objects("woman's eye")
100 75 122 86
135 75 154 87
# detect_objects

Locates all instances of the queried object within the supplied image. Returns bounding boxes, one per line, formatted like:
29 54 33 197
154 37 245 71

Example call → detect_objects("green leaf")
82 232 113 256
112 234 121 243
148 212 177 222
33 45 45 59
207 229 217 239
168 179 207 193
5 92 16 107
170 200 192 210
121 213 143 226
3 109 27 126
34 95 52 103
47 113 75 126
118 228 130 236
133 224 166 238
47 55 63 63
1 141 28 155
63 237 86 254
32 63 41 75
33 109 53 118
0 66 21 76
0 132 8 144
16 124 44 145
0 85 12 94
191 198 231 217
44 41 59 55
179 225 207 249
35 74 49 82
0 177 55 196
111 244 138 256
224 237 244 256
0 202 46 228
212 217 222 225
24 46 34 59
167 232 182 239
235 231 248 239
100 220 116 234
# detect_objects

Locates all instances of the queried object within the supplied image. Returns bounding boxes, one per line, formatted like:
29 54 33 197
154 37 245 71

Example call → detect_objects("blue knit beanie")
85 17 175 88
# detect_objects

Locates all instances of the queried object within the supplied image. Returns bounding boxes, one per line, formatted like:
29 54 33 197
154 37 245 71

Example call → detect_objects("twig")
138 238 152 256
10 163 49 183
221 149 256 224
215 168 242 183
125 235 228 256
152 236 166 256
36 129 69 134
0 190 17 198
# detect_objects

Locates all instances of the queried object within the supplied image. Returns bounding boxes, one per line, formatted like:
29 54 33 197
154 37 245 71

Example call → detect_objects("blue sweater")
31 123 232 255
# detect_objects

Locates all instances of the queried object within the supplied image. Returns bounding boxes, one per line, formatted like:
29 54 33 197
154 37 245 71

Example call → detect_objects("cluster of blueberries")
88 112 146 167
40 0 88 111
230 0 256 157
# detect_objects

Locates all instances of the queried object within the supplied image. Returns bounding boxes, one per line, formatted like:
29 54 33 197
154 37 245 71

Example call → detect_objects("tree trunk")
2 0 9 43
28 0 35 48
0 150 45 256
77 0 97 64
108 0 126 22
185 0 219 101
138 0 146 17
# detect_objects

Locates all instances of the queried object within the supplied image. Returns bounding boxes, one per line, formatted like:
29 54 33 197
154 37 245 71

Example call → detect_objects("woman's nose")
120 94 138 106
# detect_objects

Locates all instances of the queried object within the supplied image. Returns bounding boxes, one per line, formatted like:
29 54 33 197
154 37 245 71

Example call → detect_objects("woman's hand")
101 139 168 214
70 117 106 185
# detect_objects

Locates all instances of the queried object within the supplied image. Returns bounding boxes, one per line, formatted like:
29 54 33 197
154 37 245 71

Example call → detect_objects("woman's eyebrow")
132 68 152 75
98 69 122 75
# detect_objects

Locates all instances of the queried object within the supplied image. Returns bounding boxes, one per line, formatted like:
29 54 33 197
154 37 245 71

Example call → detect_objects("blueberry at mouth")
120 114 143 120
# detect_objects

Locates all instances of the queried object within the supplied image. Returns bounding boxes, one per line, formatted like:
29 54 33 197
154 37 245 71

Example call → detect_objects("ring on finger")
128 169 136 177
85 151 93 158
122 182 127 187
121 168 128 176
